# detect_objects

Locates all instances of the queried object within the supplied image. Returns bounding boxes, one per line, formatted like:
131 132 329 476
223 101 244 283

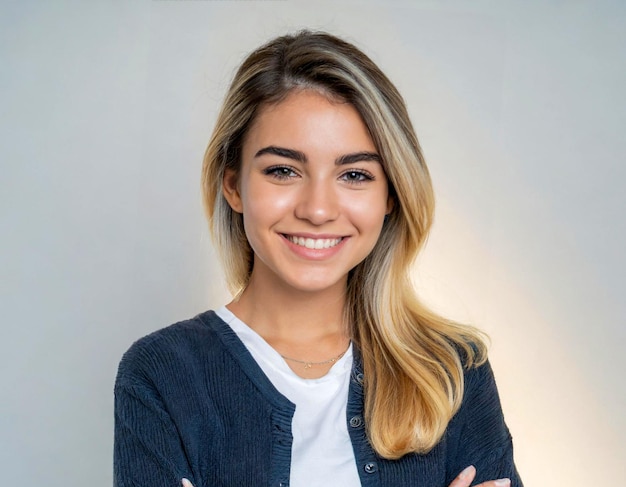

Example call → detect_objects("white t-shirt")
216 307 361 487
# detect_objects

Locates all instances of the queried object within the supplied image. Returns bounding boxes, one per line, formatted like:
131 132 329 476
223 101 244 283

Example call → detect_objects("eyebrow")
255 145 381 165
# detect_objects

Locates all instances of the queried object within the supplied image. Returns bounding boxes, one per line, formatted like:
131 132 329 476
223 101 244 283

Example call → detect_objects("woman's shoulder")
115 310 229 386
463 357 498 397
446 336 502 419
456 355 510 443
453 335 496 400
123 309 224 354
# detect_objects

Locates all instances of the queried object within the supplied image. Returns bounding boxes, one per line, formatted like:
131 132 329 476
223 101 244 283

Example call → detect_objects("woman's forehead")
244 90 375 153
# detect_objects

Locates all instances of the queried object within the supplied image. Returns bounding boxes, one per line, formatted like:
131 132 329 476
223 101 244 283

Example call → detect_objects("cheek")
240 185 294 236
344 194 389 229
245 186 293 214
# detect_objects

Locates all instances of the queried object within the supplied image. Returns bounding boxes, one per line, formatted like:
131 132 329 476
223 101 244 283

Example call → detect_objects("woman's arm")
181 466 512 487
114 331 199 487
445 360 523 486
449 465 511 487
114 379 196 487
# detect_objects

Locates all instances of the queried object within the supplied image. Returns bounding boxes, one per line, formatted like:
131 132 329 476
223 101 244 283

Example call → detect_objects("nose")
294 178 340 225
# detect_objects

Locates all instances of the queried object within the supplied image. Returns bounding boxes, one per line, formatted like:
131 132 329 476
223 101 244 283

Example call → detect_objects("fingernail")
182 478 194 487
494 479 510 486
460 465 475 479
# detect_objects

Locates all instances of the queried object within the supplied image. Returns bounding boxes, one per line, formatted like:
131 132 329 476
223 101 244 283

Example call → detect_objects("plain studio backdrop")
1 1 624 485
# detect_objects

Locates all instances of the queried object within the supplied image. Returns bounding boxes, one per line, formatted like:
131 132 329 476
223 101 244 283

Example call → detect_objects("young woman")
114 31 522 487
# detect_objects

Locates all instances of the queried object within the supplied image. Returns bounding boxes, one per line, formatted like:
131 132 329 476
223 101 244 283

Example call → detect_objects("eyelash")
263 165 375 184
340 170 375 184
263 165 298 180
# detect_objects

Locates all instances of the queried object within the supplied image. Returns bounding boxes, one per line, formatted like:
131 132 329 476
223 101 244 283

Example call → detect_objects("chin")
282 274 346 294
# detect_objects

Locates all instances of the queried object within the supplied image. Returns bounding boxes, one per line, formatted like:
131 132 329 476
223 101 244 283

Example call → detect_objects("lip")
280 233 349 259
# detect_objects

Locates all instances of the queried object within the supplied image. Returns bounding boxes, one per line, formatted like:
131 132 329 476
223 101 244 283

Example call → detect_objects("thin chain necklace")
280 344 350 370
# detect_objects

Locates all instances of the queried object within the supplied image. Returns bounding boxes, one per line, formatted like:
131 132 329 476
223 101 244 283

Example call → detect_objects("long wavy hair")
202 30 487 458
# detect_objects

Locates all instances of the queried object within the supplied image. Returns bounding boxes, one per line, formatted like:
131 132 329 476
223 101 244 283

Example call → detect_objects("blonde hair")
202 31 487 458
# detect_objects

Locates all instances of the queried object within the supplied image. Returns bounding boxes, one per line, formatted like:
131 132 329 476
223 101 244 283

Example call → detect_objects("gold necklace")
280 346 349 370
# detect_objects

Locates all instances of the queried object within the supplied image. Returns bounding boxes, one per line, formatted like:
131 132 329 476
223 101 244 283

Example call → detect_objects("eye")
263 165 299 180
340 170 374 184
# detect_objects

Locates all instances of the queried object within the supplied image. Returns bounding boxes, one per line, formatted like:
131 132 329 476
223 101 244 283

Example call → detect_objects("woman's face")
223 89 392 295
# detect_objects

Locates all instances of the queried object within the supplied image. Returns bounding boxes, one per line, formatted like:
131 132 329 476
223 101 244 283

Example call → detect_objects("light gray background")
1 1 624 485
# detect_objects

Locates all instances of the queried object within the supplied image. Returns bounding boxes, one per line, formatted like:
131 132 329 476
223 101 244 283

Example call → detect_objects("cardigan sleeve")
445 360 523 487
114 341 195 487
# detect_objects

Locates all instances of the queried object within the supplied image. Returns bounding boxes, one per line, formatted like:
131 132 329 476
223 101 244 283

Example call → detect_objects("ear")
222 168 243 214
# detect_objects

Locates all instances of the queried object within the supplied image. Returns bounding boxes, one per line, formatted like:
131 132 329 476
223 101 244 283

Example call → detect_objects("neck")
227 273 347 342
226 269 351 379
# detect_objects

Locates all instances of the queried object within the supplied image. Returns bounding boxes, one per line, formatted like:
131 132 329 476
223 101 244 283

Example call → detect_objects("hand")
183 467 512 487
449 465 511 487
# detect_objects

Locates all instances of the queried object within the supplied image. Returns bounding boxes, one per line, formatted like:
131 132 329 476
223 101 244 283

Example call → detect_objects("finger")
474 479 511 487
448 465 476 487
181 478 194 487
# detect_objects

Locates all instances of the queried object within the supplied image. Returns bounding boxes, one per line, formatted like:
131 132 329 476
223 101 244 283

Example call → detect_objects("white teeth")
287 236 342 249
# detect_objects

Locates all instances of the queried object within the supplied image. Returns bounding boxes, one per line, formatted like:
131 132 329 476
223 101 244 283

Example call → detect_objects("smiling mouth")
285 235 344 249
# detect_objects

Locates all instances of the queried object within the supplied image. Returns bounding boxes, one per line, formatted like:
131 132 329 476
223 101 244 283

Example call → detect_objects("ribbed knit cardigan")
114 310 523 487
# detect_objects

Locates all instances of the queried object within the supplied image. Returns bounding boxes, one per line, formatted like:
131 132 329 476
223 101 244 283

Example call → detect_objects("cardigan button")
364 462 378 474
349 416 363 428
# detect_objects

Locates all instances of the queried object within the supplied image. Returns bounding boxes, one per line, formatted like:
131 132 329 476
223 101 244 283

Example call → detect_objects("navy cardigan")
114 310 522 486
